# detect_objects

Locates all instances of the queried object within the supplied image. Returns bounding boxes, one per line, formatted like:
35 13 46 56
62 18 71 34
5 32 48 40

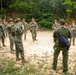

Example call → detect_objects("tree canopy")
0 0 76 28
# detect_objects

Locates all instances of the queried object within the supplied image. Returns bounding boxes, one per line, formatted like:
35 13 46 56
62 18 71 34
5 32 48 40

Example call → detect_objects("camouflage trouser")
0 37 1 46
9 36 14 50
1 35 5 46
31 29 37 41
71 31 76 45
24 31 27 40
72 34 75 45
53 43 68 72
15 41 24 59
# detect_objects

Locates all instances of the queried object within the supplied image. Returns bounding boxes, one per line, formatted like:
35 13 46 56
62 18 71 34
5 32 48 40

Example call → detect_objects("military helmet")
59 19 65 25
14 18 21 22
9 19 13 23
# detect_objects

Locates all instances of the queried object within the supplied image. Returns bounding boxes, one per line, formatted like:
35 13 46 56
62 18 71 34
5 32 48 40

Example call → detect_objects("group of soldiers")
0 17 76 73
0 18 38 63
52 19 76 45
52 19 76 73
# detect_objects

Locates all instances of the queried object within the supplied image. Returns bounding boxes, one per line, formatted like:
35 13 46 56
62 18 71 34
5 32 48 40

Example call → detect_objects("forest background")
0 0 76 28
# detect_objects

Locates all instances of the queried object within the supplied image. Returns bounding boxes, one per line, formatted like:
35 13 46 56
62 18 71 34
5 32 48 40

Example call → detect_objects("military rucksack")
58 32 70 48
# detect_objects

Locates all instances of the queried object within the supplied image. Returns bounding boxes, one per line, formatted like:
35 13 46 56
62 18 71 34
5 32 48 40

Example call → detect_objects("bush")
39 20 53 29
0 15 2 18
38 13 56 29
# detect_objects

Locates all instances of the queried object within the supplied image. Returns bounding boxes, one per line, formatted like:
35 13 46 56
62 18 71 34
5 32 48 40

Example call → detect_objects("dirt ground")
0 30 76 74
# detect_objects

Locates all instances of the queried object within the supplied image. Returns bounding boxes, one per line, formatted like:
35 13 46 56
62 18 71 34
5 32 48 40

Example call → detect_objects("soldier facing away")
52 19 71 73
14 18 26 63
29 18 38 42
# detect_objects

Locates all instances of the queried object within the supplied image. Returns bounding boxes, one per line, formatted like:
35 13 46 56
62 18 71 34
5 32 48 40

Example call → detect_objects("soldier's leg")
0 38 2 48
24 31 26 40
31 30 35 41
1 36 6 47
62 49 68 72
18 42 26 63
34 31 37 41
52 46 60 70
73 35 75 45
10 39 14 53
15 42 20 61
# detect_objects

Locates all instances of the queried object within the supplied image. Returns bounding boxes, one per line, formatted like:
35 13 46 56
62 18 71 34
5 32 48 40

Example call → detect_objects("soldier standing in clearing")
0 19 6 47
14 18 26 63
70 21 76 45
29 18 38 42
3 18 8 37
22 18 28 40
52 19 59 30
52 19 71 73
7 19 15 53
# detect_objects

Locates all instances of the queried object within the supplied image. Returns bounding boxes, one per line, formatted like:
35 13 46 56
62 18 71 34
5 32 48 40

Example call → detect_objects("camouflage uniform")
7 23 14 53
22 21 28 40
52 20 59 30
0 19 6 47
3 20 8 37
14 18 25 63
70 25 76 45
52 19 71 73
52 24 59 30
29 21 38 41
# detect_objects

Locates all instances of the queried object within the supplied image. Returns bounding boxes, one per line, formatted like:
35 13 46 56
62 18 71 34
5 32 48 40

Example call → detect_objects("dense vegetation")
0 0 76 28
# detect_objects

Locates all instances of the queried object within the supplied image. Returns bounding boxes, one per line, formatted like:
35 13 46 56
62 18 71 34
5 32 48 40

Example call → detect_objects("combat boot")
3 44 7 47
10 50 14 54
16 56 21 61
22 58 26 63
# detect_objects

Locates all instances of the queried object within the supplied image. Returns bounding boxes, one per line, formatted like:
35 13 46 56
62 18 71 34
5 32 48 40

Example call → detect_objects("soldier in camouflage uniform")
7 19 14 53
0 19 6 47
14 18 26 63
29 18 38 42
22 18 28 40
70 21 76 45
52 19 71 73
3 18 8 37
52 19 59 30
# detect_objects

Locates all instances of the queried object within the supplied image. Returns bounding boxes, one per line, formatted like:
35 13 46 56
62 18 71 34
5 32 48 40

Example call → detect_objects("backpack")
58 32 70 48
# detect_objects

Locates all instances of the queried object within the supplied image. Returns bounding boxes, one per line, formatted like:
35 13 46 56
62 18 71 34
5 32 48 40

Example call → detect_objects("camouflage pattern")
7 24 14 53
0 19 6 46
70 25 76 45
52 20 59 30
29 21 38 41
52 24 59 30
14 24 25 60
53 26 71 72
3 20 8 36
22 21 28 40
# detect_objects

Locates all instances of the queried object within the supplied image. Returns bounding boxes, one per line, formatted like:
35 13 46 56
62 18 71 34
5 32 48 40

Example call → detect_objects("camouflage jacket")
14 25 24 42
29 22 38 31
0 24 5 37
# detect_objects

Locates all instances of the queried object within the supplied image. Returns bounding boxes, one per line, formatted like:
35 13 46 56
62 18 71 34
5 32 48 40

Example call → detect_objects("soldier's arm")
17 26 24 35
35 22 39 31
53 29 58 42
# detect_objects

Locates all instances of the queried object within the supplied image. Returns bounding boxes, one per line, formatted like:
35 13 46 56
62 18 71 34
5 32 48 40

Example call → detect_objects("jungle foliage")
0 0 76 28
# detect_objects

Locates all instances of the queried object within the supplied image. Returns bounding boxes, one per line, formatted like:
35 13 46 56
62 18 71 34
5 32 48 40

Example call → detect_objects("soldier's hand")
22 25 24 30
